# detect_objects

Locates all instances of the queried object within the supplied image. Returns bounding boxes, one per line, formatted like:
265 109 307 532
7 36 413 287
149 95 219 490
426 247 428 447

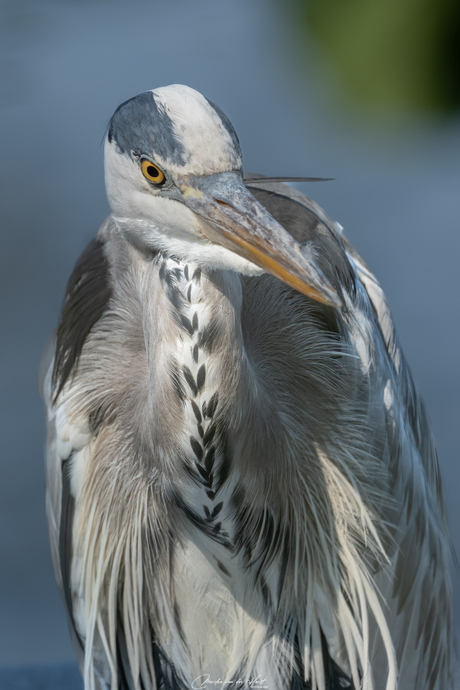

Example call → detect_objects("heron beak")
178 172 341 307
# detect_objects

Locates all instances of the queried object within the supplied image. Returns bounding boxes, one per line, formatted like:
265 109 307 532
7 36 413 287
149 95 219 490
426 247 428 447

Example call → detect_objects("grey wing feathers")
44 230 184 690
59 454 85 663
248 180 452 688
43 237 114 674
248 178 447 509
52 238 113 400
43 350 86 670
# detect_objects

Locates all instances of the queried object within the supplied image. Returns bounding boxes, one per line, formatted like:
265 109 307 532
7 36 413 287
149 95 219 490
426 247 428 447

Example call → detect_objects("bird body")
42 85 452 690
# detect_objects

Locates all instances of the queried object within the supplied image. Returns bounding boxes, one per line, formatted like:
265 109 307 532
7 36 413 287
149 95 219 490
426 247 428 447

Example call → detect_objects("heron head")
104 84 340 306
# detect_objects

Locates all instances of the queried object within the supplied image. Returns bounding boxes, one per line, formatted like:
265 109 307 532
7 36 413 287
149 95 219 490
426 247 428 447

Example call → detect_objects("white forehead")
151 84 242 175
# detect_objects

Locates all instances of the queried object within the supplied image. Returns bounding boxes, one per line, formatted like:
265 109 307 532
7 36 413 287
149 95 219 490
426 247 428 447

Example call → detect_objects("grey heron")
41 84 452 690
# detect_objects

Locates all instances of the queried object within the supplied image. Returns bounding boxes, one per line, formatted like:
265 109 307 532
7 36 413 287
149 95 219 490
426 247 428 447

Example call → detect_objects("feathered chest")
154 256 237 547
136 254 364 551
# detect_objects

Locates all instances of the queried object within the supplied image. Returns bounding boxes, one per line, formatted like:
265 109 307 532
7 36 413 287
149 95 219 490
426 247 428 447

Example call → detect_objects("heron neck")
138 253 248 462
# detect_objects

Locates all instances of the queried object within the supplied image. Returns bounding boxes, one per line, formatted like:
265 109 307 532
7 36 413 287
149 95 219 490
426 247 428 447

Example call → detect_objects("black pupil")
147 165 159 179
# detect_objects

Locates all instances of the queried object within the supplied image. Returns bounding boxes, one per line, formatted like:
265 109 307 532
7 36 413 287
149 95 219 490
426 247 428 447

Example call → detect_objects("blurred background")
0 0 459 686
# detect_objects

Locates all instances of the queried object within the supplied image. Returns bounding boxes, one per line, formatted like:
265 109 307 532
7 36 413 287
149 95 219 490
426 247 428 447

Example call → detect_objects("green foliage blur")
295 0 460 114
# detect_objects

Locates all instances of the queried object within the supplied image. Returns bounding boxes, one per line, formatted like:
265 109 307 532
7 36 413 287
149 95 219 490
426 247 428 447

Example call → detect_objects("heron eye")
141 160 165 185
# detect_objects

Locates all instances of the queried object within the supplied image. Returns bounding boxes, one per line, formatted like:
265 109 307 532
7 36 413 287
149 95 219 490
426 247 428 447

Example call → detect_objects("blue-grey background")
0 0 458 684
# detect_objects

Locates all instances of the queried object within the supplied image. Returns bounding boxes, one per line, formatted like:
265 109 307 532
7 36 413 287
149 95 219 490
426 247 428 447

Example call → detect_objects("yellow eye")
141 160 165 185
